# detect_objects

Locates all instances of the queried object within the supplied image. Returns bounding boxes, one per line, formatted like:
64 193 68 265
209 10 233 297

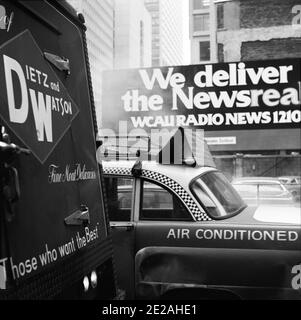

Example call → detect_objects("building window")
194 13 210 32
193 0 209 10
199 41 210 61
217 4 224 29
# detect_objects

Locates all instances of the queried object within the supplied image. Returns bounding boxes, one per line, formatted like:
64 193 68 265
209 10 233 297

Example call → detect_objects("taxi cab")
99 130 301 300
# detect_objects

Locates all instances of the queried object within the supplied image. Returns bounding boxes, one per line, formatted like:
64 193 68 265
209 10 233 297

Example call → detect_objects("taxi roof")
102 160 217 190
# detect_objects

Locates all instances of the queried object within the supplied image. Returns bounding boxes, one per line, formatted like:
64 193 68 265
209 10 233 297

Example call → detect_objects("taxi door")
104 172 197 299
133 177 198 298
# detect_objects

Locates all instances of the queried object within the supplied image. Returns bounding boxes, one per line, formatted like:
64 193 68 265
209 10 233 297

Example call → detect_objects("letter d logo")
3 55 29 123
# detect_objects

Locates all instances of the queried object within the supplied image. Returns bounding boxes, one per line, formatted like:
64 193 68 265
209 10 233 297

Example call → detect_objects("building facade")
67 0 115 128
190 0 216 64
114 0 152 69
190 0 301 178
68 0 152 128
145 0 184 66
217 0 301 62
190 0 301 64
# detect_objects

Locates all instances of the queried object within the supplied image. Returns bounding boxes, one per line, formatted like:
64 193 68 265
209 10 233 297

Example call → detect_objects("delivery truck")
0 0 116 299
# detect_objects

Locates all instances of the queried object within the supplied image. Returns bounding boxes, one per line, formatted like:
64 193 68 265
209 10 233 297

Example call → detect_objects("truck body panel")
0 0 116 299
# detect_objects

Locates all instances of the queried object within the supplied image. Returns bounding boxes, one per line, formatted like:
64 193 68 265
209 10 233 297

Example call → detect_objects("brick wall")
240 0 300 29
241 38 301 60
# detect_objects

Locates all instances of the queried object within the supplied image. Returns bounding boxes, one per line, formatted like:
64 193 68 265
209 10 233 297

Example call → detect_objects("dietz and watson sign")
0 30 79 163
102 59 301 131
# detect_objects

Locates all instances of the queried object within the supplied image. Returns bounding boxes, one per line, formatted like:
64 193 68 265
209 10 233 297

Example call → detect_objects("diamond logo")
0 30 79 163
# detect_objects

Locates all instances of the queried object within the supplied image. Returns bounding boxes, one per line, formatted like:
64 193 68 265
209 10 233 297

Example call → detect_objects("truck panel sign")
102 59 301 131
0 30 79 163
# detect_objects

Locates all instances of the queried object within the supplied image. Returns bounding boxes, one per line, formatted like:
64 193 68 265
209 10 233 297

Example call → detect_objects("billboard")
102 59 301 131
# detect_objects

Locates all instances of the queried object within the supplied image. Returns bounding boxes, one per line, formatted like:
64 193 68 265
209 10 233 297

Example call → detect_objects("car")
232 177 296 206
102 159 301 300
279 176 301 202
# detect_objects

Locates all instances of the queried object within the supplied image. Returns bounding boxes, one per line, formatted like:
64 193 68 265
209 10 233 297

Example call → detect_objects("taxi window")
104 177 134 221
140 181 192 221
191 171 246 218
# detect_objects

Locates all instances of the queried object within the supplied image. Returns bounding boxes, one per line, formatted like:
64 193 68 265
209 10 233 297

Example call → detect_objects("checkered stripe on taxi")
103 167 132 176
142 170 211 222
103 166 212 222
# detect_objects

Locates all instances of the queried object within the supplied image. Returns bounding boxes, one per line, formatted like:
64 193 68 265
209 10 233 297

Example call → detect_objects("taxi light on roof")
184 157 197 167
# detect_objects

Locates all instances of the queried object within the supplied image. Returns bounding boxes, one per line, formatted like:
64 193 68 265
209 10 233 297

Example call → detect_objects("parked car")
102 160 301 300
232 177 295 206
279 176 301 202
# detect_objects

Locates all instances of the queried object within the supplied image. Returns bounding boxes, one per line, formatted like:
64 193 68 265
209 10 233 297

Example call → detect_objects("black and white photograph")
0 0 300 308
